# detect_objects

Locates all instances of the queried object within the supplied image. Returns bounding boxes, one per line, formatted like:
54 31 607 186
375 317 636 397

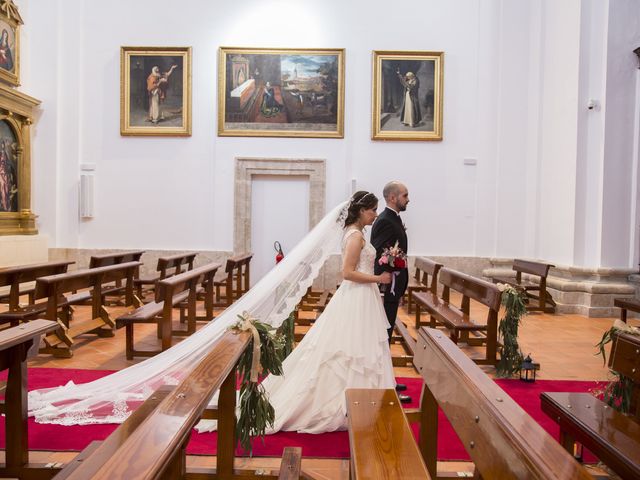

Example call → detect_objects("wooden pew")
116 262 221 359
60 329 300 480
406 257 441 314
541 331 640 479
134 252 196 300
613 297 640 323
90 250 145 305
416 268 501 365
0 319 60 480
214 253 253 307
35 261 141 358
346 388 430 479
89 250 145 269
391 319 416 368
411 258 443 330
53 385 175 479
413 326 593 479
0 260 74 327
491 259 556 313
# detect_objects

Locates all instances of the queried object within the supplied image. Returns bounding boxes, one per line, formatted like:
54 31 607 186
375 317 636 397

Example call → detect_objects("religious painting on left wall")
0 0 21 86
0 119 17 212
120 47 192 136
218 47 345 138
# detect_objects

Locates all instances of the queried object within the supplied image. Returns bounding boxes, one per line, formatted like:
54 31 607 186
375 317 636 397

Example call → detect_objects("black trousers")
383 270 408 340
384 299 400 340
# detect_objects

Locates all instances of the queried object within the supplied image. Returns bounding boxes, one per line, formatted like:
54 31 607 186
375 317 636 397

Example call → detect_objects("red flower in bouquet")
393 257 406 269
378 241 407 271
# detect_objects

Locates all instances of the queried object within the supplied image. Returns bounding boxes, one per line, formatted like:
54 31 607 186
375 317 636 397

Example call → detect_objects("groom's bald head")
383 181 409 212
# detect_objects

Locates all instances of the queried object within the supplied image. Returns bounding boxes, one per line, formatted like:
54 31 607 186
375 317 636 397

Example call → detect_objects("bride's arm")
342 233 391 284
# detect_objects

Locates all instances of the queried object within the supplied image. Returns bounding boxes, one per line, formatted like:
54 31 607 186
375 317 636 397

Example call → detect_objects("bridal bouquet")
378 241 407 295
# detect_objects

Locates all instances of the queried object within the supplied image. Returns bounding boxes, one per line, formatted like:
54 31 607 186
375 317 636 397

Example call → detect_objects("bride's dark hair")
344 191 378 227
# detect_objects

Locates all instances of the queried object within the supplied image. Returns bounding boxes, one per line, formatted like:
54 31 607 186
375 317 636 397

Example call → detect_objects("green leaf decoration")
496 285 527 378
277 310 296 358
231 314 285 454
593 321 640 414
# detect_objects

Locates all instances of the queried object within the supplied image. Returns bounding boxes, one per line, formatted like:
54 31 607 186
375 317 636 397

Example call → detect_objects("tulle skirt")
262 279 395 434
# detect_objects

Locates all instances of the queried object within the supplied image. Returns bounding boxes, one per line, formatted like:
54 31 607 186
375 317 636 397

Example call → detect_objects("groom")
371 181 410 401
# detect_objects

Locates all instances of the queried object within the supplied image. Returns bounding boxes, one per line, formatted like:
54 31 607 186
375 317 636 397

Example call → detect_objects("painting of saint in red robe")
0 120 18 212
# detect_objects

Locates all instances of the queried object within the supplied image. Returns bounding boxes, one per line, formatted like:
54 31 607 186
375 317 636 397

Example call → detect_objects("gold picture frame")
0 0 22 87
120 46 192 136
372 50 443 141
0 83 40 235
218 47 345 138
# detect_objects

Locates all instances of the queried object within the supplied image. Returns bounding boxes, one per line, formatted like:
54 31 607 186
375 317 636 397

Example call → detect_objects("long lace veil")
29 201 349 426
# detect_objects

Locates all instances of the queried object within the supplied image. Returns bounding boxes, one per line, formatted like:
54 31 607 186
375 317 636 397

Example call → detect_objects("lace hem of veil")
28 201 349 426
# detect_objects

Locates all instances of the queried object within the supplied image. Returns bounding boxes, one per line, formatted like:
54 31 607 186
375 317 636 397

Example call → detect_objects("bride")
28 192 397 432
262 190 395 433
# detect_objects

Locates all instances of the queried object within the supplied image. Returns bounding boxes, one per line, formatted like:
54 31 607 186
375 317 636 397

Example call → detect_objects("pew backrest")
414 327 593 479
157 252 196 278
513 259 553 282
0 261 75 309
34 262 143 300
218 253 253 304
0 318 59 354
89 251 145 269
439 267 502 313
154 262 221 303
414 257 442 293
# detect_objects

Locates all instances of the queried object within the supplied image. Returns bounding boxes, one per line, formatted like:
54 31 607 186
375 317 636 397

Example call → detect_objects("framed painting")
120 46 192 136
372 50 443 141
0 83 40 235
218 47 344 138
0 0 22 87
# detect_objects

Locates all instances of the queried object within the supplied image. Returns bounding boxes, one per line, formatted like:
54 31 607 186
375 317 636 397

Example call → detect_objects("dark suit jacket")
371 207 408 301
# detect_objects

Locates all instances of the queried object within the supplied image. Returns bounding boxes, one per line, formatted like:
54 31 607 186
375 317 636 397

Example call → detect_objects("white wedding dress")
28 201 395 431
262 228 396 433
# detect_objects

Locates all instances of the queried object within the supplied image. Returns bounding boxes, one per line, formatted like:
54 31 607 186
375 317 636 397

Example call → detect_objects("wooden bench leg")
419 384 438 479
161 316 172 351
125 324 134 361
621 308 628 324
415 304 422 329
217 366 237 478
486 318 498 365
450 329 459 344
559 428 576 456
6 341 29 470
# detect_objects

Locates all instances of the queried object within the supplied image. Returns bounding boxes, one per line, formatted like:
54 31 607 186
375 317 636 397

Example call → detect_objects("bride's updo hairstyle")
344 190 378 227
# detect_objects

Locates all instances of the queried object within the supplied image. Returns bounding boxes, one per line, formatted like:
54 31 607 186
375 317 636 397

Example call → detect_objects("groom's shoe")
395 383 407 392
399 394 412 404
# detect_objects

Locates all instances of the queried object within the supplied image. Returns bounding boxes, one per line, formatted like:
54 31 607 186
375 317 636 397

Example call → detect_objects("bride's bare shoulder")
343 228 365 249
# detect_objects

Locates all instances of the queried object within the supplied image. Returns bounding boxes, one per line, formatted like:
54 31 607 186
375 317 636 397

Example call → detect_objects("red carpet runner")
0 368 601 460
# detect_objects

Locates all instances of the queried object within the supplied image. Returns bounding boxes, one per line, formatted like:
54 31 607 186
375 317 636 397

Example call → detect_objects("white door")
250 175 309 285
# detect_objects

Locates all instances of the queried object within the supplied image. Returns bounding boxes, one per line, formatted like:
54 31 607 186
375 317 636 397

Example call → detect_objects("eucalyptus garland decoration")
278 310 296 359
594 319 640 414
231 312 285 454
495 284 528 378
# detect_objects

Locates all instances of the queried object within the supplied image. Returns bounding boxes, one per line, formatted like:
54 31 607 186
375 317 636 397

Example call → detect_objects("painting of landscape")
218 47 344 138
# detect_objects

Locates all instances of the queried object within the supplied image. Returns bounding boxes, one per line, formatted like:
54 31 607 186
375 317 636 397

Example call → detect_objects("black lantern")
519 355 537 383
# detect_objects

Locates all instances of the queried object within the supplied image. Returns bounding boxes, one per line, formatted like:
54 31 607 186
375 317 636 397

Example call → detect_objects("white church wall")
16 0 640 269
599 0 640 268
574 0 608 268
535 0 582 267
